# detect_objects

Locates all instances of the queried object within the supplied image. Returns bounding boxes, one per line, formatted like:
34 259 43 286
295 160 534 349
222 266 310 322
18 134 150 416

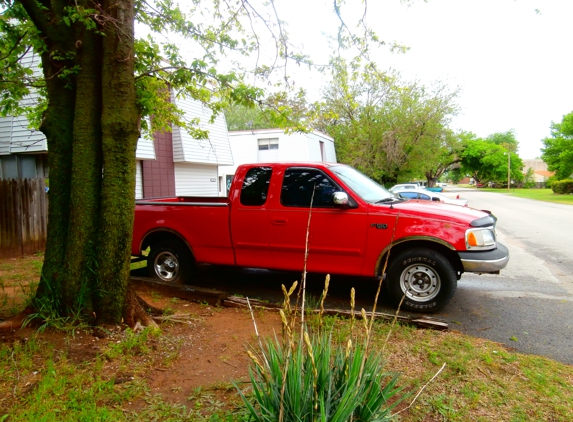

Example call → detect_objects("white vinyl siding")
0 98 47 155
135 160 143 199
174 163 218 196
305 132 337 162
135 136 156 160
171 95 233 165
0 54 47 155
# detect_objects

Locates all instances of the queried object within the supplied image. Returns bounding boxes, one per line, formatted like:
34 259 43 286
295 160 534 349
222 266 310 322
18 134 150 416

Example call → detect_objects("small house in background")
139 95 233 198
521 159 554 188
218 128 336 195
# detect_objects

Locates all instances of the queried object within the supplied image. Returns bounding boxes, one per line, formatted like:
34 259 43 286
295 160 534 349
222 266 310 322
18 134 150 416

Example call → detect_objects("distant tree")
315 58 460 185
225 104 273 131
486 130 519 149
523 167 536 188
224 90 310 132
541 111 573 180
460 133 523 185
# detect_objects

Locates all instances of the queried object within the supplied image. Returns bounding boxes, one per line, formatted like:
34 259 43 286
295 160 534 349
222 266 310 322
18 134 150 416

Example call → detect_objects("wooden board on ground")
130 277 449 331
130 276 228 306
224 297 449 331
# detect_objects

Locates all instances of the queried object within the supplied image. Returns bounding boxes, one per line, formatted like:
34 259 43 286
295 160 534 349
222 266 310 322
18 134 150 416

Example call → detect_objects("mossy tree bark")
18 0 143 325
96 0 140 324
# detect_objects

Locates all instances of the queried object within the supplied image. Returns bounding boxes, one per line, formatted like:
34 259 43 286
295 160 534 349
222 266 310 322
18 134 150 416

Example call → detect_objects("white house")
169 96 233 197
0 54 48 181
218 128 336 195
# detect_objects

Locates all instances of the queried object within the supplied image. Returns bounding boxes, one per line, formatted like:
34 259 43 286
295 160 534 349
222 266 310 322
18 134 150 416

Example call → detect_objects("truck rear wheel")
147 240 194 284
386 248 457 313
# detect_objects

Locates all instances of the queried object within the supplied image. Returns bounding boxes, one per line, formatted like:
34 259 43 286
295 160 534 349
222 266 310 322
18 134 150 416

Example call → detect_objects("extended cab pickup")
132 162 509 313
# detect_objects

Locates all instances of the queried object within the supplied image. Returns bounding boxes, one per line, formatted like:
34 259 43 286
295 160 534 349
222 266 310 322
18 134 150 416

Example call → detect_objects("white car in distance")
389 183 419 193
393 188 468 207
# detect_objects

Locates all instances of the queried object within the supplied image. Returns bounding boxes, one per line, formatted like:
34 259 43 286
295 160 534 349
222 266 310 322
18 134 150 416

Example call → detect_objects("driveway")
435 187 573 364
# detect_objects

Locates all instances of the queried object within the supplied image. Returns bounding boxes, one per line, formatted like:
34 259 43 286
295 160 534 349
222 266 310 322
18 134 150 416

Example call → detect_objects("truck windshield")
329 165 395 203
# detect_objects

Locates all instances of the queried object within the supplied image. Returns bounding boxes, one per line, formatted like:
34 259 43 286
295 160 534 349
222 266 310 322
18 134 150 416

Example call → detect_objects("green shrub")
239 333 403 421
551 179 573 194
545 176 557 189
238 277 405 421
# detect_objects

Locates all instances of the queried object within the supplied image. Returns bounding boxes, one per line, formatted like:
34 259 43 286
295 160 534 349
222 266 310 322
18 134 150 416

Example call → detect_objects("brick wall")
142 130 176 197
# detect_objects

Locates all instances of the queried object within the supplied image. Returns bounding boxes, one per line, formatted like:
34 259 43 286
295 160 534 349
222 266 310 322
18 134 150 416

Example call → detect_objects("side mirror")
431 197 440 202
333 192 349 205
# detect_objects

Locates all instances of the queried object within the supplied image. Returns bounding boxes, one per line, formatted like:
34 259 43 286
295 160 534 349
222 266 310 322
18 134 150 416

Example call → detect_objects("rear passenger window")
281 168 339 207
240 167 272 206
399 192 417 199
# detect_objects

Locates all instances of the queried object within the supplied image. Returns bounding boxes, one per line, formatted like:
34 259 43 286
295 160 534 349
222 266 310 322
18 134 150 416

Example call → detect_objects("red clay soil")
0 284 283 409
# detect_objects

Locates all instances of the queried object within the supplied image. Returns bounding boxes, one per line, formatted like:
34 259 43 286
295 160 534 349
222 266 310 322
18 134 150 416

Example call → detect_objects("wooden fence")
0 178 48 259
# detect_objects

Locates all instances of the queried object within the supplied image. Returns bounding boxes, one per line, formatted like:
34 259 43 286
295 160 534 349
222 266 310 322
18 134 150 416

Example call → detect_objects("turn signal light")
467 232 477 247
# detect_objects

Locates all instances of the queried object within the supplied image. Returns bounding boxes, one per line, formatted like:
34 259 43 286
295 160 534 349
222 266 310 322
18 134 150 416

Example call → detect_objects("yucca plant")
239 328 403 421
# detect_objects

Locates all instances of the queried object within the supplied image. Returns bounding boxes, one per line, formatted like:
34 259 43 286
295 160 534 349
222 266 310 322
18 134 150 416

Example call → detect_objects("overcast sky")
276 0 573 159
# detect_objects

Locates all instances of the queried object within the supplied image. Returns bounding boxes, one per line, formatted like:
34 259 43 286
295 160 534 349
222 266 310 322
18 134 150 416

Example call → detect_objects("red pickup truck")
132 162 509 313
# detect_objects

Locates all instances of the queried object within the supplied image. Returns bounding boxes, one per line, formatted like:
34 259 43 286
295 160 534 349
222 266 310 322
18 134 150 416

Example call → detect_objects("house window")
258 138 279 150
319 141 325 162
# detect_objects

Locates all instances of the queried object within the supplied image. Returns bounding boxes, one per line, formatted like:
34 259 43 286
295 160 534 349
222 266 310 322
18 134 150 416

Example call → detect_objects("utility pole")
507 148 511 192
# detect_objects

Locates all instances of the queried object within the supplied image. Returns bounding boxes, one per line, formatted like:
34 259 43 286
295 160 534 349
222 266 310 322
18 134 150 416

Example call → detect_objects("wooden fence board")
0 178 48 258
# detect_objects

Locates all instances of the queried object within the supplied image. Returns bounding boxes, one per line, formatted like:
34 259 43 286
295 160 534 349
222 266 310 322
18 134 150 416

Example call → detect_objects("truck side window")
240 167 272 206
281 168 339 207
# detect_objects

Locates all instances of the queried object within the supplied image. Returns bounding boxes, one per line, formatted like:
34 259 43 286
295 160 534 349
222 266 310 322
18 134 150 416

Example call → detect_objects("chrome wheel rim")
154 251 179 282
399 263 441 302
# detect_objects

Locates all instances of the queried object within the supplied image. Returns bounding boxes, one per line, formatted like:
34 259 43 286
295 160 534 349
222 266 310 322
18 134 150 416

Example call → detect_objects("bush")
545 176 557 189
551 179 573 194
239 333 403 421
238 278 405 421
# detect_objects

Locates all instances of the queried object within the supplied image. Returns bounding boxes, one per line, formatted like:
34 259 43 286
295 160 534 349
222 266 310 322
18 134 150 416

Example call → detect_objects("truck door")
268 167 368 275
230 166 273 268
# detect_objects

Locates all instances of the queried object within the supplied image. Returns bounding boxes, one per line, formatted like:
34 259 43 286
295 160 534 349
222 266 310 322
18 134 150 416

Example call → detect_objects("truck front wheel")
147 240 194 284
386 248 457 313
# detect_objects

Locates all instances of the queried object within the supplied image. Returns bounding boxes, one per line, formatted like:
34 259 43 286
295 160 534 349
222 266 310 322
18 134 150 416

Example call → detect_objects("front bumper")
458 242 509 274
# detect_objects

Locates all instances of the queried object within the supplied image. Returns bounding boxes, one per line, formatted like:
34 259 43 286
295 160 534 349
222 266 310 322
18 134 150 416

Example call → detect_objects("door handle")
272 218 287 225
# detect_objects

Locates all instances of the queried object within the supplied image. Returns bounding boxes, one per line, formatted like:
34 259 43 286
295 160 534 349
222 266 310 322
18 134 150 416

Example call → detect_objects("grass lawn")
463 187 573 205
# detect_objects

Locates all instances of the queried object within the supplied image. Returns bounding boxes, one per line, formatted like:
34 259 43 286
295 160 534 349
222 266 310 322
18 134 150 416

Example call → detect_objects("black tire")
385 248 457 313
147 240 194 284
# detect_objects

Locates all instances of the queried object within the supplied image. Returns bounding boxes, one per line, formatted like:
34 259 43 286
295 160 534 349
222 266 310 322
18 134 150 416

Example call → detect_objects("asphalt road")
438 187 573 365
173 188 573 365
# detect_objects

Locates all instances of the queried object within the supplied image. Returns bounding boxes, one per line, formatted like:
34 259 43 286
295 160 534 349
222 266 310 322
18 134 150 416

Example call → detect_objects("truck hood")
369 199 493 226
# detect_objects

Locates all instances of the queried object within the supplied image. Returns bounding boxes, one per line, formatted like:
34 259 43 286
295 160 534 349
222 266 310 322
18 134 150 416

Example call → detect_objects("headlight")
466 228 496 250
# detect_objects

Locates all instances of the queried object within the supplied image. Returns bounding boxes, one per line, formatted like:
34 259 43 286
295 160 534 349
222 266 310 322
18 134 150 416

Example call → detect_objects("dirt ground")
0 281 284 409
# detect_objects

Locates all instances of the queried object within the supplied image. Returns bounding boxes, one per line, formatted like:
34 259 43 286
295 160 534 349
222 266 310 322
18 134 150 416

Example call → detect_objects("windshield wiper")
375 197 402 204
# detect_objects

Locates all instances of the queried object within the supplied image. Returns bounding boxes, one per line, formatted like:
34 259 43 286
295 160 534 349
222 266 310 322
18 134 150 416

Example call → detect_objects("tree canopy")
541 111 573 180
313 58 460 185
459 131 523 186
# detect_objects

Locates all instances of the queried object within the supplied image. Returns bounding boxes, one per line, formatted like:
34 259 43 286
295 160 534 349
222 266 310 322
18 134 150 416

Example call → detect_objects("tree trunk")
19 0 146 327
64 25 104 318
95 0 140 324
24 2 77 313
